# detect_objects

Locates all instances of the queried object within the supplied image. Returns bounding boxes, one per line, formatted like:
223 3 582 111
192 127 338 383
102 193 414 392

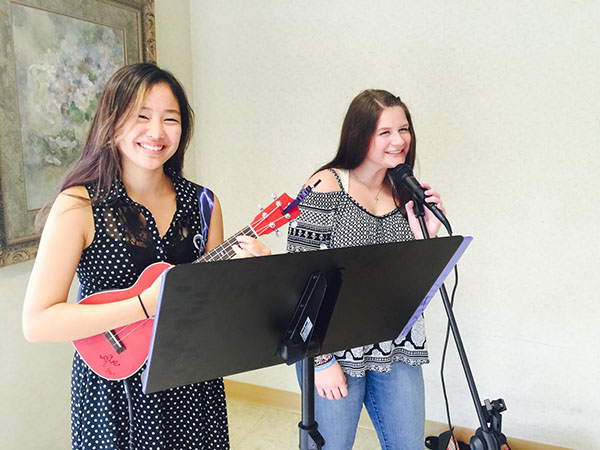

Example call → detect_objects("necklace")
350 170 385 202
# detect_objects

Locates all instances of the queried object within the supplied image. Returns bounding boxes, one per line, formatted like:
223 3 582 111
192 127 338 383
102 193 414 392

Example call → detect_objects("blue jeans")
297 362 425 450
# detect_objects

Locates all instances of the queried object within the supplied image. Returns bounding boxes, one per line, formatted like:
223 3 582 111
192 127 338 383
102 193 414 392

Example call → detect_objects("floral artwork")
11 3 125 210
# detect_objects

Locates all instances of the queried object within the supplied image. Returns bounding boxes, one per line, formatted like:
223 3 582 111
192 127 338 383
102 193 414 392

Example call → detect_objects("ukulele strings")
113 317 151 342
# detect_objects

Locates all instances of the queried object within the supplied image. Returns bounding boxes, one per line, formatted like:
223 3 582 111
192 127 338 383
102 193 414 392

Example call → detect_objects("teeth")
139 143 163 151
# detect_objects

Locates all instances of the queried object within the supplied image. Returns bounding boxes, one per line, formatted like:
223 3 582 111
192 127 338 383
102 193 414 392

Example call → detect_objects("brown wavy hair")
318 89 416 215
36 63 194 227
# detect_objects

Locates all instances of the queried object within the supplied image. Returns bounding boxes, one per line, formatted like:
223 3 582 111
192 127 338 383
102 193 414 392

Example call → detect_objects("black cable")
410 196 463 445
440 265 460 442
123 378 135 450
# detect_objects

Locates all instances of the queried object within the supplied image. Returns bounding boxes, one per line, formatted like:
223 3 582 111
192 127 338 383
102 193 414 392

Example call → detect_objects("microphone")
392 164 452 235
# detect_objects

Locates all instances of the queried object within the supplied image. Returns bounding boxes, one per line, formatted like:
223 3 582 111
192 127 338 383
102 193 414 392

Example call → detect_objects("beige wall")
0 260 74 448
189 1 600 448
3 1 599 448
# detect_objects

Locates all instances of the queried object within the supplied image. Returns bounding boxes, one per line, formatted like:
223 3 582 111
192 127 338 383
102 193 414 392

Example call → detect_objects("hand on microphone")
392 163 451 236
405 184 446 239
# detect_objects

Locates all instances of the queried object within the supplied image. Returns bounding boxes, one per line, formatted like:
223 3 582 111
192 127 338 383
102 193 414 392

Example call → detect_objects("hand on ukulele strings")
232 235 271 258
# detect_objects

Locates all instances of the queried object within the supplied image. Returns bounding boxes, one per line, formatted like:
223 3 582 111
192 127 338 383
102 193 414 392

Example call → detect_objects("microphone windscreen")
392 163 413 181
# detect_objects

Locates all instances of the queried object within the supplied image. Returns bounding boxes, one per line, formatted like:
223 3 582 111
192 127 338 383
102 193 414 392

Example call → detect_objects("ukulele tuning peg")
258 204 263 211
271 193 277 199
290 220 298 228
275 230 281 238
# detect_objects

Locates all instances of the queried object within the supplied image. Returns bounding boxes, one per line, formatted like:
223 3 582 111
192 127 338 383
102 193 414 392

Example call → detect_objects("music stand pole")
299 356 325 450
277 271 331 449
413 200 508 450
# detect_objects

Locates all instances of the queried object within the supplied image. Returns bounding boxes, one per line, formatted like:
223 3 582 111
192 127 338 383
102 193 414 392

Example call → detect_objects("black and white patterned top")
71 173 229 449
287 169 428 377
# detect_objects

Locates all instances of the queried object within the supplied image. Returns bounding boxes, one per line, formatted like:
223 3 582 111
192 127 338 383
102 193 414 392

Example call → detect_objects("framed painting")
0 0 156 267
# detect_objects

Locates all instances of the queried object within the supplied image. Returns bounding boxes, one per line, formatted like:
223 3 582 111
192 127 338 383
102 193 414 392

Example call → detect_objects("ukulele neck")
195 225 258 263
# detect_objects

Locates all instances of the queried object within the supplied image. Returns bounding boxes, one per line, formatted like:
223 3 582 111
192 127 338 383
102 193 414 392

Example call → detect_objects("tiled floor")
227 398 382 450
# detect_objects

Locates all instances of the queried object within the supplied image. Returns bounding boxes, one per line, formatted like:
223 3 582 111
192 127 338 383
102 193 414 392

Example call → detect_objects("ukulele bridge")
104 330 126 354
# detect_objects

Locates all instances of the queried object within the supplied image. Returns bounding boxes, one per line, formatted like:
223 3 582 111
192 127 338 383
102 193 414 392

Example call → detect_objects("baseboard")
224 380 568 450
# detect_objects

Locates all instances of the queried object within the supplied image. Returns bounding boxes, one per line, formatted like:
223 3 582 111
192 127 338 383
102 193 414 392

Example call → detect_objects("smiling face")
363 106 411 170
115 82 182 175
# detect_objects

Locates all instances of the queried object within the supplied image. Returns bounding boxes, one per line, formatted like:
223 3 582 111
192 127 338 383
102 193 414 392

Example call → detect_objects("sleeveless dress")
286 168 429 377
71 173 229 449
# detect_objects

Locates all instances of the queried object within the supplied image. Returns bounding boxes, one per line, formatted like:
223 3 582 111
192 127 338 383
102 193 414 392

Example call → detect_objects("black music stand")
142 236 471 448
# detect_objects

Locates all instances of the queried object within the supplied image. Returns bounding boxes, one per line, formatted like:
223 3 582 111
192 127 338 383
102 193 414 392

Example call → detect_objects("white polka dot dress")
71 173 229 449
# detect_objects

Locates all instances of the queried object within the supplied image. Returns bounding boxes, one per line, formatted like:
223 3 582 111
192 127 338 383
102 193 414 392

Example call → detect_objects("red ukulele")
73 185 318 380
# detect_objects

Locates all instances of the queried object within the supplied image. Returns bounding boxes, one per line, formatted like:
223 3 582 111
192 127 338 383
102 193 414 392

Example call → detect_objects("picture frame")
0 0 156 267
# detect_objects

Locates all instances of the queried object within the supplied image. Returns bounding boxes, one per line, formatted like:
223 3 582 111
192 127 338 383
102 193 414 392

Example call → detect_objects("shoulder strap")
193 186 215 255
327 168 347 192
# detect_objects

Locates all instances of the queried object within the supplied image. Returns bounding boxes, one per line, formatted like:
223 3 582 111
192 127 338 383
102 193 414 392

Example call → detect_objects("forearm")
22 295 148 343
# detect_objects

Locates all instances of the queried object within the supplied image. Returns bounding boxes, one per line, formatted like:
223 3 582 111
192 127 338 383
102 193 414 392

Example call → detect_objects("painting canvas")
12 4 124 210
0 0 155 267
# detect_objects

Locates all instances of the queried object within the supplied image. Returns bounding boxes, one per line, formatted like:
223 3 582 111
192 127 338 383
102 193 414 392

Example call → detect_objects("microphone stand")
412 198 509 450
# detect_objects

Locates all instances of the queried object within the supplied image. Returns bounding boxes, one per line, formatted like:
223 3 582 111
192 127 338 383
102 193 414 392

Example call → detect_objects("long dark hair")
37 63 194 227
319 89 416 215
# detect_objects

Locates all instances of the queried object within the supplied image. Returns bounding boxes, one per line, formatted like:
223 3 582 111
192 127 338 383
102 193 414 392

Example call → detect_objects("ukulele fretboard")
195 225 258 263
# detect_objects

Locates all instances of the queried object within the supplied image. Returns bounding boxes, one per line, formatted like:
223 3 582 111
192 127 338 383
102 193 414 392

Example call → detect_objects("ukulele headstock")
250 193 300 237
